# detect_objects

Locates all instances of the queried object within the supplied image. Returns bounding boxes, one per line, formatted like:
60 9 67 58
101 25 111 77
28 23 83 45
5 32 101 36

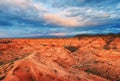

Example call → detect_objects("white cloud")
42 7 110 27
95 13 110 18
25 34 43 37
55 7 113 27
0 0 48 19
49 32 66 36
43 14 80 27
117 3 120 9
0 33 5 36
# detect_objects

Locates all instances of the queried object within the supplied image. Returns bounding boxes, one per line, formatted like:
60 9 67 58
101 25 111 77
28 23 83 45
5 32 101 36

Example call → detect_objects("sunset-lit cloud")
43 14 80 27
48 32 66 36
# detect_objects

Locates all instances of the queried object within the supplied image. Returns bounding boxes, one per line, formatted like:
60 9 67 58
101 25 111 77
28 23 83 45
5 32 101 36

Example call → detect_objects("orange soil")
0 35 120 81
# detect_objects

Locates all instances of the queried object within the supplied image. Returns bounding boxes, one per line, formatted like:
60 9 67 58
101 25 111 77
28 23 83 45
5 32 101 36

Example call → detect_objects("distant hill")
74 33 120 38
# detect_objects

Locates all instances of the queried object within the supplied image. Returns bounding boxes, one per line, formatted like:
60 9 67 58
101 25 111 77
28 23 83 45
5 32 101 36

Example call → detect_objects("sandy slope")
0 35 120 81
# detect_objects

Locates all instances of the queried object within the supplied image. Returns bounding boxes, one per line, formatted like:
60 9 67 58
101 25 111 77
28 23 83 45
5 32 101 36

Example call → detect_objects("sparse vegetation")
0 61 4 66
64 45 78 52
0 40 12 44
74 33 120 38
0 51 2 55
86 69 100 76
0 74 6 80
101 33 116 50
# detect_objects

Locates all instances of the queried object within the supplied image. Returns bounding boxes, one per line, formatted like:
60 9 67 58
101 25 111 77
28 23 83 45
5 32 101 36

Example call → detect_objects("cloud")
43 14 80 27
0 0 118 28
0 0 47 11
25 34 43 37
0 0 47 21
48 32 66 36
0 0 120 38
0 20 12 26
43 7 106 27
42 7 111 27
38 0 85 8
95 13 110 18
58 7 114 27
0 33 5 36
24 32 66 37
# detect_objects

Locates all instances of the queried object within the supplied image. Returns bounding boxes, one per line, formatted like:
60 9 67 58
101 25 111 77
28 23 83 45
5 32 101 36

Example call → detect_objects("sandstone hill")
0 34 120 81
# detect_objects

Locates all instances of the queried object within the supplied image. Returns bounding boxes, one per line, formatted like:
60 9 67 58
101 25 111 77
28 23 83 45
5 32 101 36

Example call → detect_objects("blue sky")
0 0 120 38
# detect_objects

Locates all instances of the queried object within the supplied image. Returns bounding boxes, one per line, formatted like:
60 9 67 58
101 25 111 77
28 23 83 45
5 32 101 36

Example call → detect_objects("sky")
0 0 120 38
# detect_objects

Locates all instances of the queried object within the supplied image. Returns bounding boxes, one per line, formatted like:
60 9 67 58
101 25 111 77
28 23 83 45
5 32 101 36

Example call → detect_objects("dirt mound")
0 47 108 81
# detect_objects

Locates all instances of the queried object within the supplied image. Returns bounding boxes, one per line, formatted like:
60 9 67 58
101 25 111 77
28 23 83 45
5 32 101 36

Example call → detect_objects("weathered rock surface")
0 35 120 81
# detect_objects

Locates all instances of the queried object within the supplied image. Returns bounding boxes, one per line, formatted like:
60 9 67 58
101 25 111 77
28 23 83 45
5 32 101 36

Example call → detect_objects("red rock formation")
0 35 120 81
